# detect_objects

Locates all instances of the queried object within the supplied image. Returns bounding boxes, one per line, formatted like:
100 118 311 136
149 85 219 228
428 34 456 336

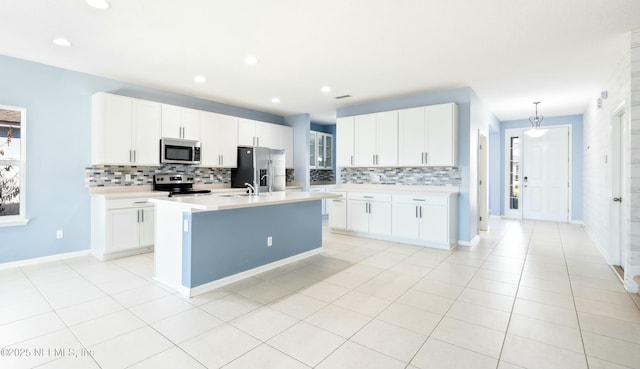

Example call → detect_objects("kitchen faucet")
260 173 271 193
244 183 257 195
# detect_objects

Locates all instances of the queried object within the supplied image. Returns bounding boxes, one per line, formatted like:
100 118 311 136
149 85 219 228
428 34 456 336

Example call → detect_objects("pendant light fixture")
526 101 547 138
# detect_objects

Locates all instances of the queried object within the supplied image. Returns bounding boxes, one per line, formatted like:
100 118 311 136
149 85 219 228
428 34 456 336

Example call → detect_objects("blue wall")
0 54 288 263
497 114 583 221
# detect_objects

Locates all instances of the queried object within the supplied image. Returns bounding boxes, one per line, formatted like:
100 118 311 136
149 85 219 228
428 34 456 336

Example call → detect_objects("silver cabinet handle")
141 209 144 222
421 152 424 164
137 209 140 223
419 206 422 218
133 150 136 163
412 198 425 202
351 155 354 166
425 152 428 164
133 201 147 204
363 196 374 199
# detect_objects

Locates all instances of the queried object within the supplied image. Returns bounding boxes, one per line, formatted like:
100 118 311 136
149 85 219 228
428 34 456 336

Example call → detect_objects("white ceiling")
1 0 639 123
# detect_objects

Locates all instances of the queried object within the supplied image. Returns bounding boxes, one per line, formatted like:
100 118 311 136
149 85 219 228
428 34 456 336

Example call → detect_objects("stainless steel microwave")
160 138 201 165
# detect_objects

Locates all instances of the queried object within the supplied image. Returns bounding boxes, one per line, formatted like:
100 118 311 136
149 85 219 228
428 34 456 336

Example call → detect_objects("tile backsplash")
85 165 230 187
310 169 335 183
340 167 461 186
86 165 296 187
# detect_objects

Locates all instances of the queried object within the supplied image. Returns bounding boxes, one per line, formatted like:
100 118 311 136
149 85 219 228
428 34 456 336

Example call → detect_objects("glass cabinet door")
317 134 325 168
324 135 333 169
309 132 317 169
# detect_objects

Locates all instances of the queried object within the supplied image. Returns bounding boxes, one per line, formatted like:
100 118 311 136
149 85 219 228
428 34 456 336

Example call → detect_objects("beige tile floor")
1 219 640 369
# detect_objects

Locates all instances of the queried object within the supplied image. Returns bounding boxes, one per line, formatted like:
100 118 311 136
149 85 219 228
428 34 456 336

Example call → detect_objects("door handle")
613 197 622 202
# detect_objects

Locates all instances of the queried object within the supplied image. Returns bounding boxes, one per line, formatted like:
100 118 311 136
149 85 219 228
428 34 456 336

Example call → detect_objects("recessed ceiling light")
53 38 72 47
271 97 281 103
86 0 110 9
321 86 331 93
245 55 258 65
193 75 206 83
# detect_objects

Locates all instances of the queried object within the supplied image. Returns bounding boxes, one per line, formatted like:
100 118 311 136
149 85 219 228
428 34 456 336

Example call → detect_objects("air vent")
334 95 352 100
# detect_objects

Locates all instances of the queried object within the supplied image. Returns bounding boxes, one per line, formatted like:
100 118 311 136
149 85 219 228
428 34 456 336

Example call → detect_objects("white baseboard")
176 248 323 297
569 220 584 225
458 234 480 247
624 266 640 293
0 249 91 270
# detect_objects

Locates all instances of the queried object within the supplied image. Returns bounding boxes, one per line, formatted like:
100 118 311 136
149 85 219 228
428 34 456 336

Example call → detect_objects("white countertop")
329 184 460 195
149 191 339 212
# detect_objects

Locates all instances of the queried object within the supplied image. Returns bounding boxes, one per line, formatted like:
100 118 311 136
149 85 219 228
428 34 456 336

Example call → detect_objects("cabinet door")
392 202 420 240
426 103 456 166
324 134 333 169
131 99 161 165
283 126 294 168
398 107 426 166
376 111 398 166
161 105 183 139
200 112 238 167
103 94 133 164
420 204 448 244
354 114 377 166
328 198 347 229
180 108 200 141
336 117 355 167
347 200 369 233
368 201 392 236
309 131 317 169
107 208 140 252
139 207 155 247
237 119 256 146
255 121 272 148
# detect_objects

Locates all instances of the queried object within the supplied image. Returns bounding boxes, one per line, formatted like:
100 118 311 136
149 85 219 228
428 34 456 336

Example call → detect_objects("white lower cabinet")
327 191 347 230
347 193 392 236
392 194 457 249
330 190 458 250
91 196 159 260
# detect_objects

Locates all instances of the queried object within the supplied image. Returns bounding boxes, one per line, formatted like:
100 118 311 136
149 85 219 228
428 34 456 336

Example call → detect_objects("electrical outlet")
267 236 273 247
125 174 131 181
56 230 64 239
210 174 214 181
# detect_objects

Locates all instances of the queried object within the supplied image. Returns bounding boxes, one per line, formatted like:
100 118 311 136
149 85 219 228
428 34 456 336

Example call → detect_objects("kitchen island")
150 191 338 296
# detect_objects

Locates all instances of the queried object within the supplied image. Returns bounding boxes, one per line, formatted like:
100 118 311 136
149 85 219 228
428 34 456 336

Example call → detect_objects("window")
0 105 28 226
509 136 520 210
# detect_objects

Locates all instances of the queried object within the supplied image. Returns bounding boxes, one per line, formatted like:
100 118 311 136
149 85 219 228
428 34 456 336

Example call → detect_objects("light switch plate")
183 220 189 232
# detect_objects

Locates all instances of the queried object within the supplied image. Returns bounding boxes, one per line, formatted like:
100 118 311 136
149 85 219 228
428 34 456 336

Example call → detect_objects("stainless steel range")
153 174 211 197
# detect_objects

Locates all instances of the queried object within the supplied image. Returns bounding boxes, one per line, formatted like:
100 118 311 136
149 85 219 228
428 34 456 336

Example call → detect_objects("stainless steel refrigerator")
231 147 286 192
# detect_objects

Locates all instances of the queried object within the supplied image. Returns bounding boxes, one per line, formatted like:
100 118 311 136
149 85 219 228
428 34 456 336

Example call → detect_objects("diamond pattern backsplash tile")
340 167 461 186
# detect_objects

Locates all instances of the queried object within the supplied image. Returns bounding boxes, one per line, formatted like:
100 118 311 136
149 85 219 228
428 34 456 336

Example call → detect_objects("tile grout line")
493 220 536 369
558 223 591 369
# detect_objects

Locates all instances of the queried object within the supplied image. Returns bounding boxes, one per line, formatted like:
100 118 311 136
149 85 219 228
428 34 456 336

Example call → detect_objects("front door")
522 126 570 221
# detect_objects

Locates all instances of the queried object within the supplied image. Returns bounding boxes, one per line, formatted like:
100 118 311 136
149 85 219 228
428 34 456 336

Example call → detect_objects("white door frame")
478 132 489 231
503 125 572 221
610 103 628 270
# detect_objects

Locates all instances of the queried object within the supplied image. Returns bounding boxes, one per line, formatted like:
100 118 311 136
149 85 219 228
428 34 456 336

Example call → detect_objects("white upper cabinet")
238 118 273 147
398 103 458 166
336 117 355 167
199 111 238 167
270 123 294 168
92 92 161 165
161 104 200 140
238 119 293 167
354 111 398 166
